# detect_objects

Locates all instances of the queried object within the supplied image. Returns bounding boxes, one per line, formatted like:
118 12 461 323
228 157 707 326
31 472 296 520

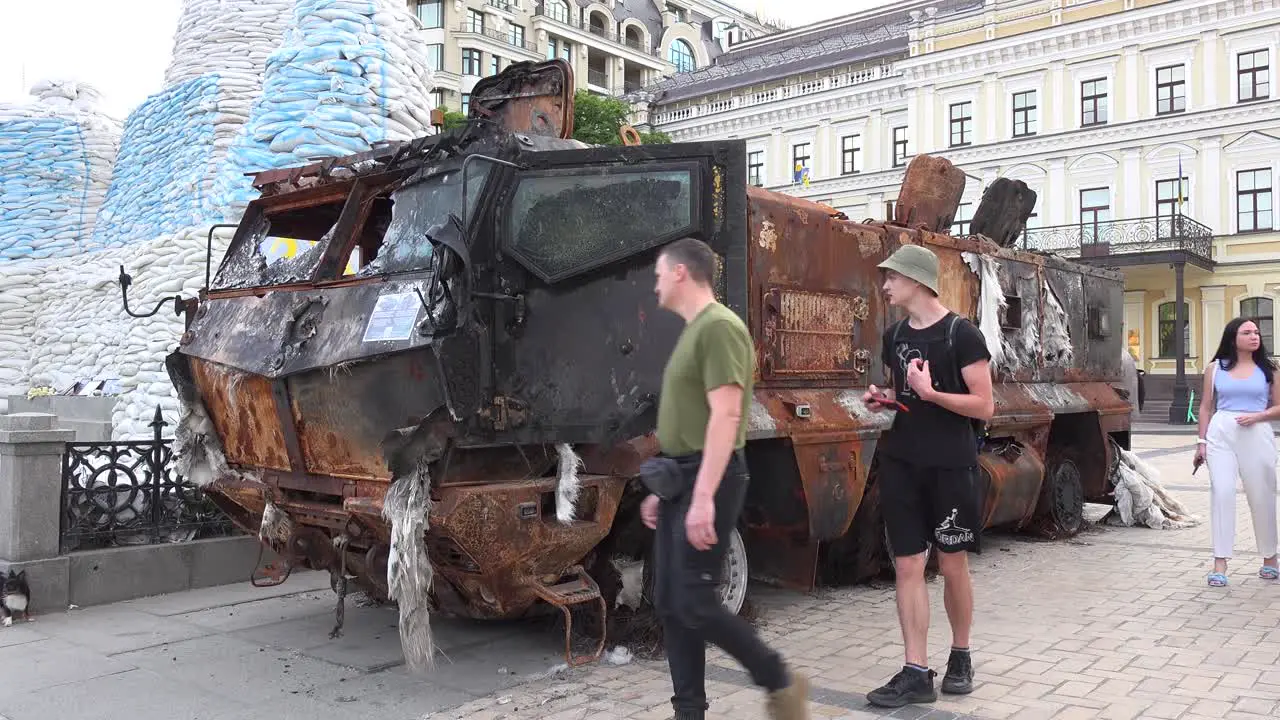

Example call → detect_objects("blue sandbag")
291 143 352 159
312 105 377 127
311 128 370 152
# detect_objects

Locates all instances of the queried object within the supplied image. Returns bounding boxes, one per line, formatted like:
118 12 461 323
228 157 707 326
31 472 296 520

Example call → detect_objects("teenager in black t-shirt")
861 244 994 709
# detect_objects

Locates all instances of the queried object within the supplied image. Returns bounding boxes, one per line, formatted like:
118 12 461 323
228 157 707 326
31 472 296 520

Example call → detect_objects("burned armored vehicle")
155 60 1132 669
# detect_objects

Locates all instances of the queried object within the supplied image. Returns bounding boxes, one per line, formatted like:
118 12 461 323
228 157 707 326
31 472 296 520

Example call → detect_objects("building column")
1121 148 1142 220
906 87 922 156
1122 46 1140 122
1047 158 1068 225
1047 61 1066 133
982 74 998 143
817 119 834 179
1169 261 1192 424
1124 290 1146 367
769 127 786 186
1201 31 1220 109
866 110 884 171
0 413 75 612
1199 137 1224 235
1201 285 1226 363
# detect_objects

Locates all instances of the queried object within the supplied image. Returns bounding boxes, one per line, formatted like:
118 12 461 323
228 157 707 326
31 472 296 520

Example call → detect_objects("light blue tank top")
1214 361 1270 413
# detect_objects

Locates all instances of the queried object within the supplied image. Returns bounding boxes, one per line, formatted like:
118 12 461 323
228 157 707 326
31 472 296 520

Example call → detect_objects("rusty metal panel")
978 448 1045 530
467 59 575 139
190 359 291 472
893 155 966 232
912 231 978 320
287 349 444 481
747 192 886 386
1041 267 1086 381
763 288 872 377
791 436 865 541
746 388 893 441
1081 272 1125 383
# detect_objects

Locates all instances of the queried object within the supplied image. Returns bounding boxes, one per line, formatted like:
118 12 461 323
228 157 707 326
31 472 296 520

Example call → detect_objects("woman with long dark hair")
1196 317 1280 587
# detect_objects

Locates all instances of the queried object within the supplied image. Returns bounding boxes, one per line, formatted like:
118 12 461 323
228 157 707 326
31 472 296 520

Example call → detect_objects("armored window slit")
1002 295 1023 330
1088 306 1111 339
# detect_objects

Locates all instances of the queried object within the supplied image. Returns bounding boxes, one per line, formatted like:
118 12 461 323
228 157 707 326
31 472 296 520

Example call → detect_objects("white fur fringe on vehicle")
382 462 436 673
1107 437 1200 530
555 442 584 524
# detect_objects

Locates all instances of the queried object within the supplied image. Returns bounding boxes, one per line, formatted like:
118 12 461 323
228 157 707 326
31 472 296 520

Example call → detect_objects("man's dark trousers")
653 450 788 715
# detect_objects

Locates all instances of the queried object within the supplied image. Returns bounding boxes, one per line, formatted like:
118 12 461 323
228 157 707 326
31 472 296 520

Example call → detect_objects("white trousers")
1207 411 1278 559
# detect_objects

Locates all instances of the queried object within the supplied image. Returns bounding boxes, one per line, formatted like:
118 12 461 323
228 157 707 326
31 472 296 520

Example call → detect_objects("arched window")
1241 297 1275 350
546 0 569 23
669 39 696 73
1158 302 1191 358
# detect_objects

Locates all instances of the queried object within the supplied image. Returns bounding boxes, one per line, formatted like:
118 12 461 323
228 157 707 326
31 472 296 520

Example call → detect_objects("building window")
1238 50 1270 102
666 3 687 22
1241 297 1275 349
430 90 445 110
1012 91 1037 137
462 49 482 76
670 40 696 73
424 44 443 72
416 0 442 28
461 93 471 114
1079 187 1111 244
510 24 526 48
1238 169 1274 233
547 37 572 61
1081 78 1108 126
893 126 908 167
949 102 972 147
1156 65 1186 114
748 151 764 187
467 9 485 33
490 55 501 76
1158 302 1191 358
952 203 973 236
1155 177 1189 219
546 0 570 23
792 142 811 183
840 135 861 175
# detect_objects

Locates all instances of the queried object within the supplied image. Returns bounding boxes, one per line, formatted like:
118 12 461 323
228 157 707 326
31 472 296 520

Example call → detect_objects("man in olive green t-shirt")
641 237 809 720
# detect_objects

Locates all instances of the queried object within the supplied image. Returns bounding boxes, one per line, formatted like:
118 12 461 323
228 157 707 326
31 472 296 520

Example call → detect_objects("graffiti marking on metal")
361 291 421 343
758 219 778 252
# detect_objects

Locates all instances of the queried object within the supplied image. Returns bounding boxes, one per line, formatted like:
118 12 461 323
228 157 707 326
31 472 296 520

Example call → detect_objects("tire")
640 526 750 616
1034 451 1086 539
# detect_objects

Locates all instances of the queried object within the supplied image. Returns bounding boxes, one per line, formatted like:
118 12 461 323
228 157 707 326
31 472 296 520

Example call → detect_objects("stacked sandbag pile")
0 79 121 260
209 0 438 215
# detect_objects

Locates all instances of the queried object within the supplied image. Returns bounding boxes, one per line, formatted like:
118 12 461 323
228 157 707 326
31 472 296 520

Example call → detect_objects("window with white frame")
1081 78 1108 126
670 40 696 73
893 127 908 167
425 44 443 72
748 151 764 187
949 102 972 147
1012 91 1037 137
952 203 973 236
1238 50 1270 102
1237 168 1273 233
1241 297 1275 350
416 0 442 28
840 135 861 175
1155 177 1189 219
1156 65 1186 115
1080 188 1111 244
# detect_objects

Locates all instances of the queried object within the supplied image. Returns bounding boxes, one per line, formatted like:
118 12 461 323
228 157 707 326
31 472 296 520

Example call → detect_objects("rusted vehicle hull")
150 60 1131 670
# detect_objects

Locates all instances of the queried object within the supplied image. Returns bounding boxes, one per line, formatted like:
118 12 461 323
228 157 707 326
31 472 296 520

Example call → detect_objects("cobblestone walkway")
436 436 1280 720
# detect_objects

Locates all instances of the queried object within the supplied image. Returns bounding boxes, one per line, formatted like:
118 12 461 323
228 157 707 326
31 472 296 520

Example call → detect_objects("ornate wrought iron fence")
59 406 238 553
1022 214 1214 261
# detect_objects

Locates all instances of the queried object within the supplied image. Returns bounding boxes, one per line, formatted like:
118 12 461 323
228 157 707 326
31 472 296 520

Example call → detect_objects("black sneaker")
866 666 937 708
941 649 974 694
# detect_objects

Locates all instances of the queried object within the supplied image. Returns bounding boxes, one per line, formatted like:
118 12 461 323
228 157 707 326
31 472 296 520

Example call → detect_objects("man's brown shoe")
765 670 810 720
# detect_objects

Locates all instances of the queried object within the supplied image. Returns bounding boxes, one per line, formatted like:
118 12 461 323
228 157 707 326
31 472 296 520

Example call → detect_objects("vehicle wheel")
640 526 749 616
1035 452 1085 539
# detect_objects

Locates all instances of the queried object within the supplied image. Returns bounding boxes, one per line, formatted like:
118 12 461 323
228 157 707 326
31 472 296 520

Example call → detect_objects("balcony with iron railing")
1021 214 1216 269
486 0 515 11
456 21 540 53
651 64 899 124
532 7 662 57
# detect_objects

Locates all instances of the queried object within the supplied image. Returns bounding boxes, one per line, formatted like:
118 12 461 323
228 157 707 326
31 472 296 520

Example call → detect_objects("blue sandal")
1260 566 1279 580
1208 572 1229 587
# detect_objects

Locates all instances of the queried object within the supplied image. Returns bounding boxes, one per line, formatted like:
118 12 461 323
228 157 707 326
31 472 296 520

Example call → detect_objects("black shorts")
879 455 982 557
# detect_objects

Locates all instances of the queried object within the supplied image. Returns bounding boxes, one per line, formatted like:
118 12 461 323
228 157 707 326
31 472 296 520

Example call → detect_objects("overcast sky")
0 0 896 119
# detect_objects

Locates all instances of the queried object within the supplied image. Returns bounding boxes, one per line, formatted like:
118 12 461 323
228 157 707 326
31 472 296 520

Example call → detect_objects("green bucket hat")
877 244 939 295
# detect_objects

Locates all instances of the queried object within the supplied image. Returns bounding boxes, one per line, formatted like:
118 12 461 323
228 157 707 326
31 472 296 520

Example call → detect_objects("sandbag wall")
0 0 438 439
0 80 122 396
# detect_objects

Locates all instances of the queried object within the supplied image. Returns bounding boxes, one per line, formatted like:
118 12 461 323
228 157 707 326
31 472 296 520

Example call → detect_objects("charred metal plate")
763 288 869 376
286 349 445 481
190 359 291 472
978 449 1045 530
748 193 887 384
1081 272 1125 383
791 436 865 541
182 278 435 379
1042 267 1086 380
468 59 575 139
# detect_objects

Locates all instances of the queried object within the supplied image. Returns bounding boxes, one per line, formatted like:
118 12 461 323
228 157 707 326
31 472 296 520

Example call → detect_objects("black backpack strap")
889 318 906 392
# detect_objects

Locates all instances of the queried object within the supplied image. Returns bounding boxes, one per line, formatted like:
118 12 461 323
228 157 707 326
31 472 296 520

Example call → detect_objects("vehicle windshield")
211 164 491 290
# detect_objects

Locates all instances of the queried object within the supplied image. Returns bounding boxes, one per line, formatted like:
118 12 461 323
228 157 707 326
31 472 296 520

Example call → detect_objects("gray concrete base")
0 555 70 613
5 395 115 441
5 536 281 612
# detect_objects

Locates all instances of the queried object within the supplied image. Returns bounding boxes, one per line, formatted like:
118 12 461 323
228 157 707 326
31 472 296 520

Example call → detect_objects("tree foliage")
571 91 672 146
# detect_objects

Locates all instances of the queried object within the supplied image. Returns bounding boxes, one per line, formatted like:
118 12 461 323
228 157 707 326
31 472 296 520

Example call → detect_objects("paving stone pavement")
433 435 1280 720
2 433 1278 720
